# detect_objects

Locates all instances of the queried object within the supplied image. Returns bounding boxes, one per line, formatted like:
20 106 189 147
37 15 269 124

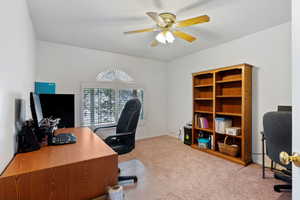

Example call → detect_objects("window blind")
81 88 144 127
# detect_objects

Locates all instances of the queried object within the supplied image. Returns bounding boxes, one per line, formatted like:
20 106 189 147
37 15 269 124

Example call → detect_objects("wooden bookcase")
192 64 252 165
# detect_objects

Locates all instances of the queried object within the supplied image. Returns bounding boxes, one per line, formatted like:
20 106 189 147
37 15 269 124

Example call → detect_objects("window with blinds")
81 88 144 127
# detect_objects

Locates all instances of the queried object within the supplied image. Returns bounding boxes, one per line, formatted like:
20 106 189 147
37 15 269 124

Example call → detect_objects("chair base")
274 184 292 192
274 171 292 183
118 176 138 183
274 171 292 192
118 168 138 183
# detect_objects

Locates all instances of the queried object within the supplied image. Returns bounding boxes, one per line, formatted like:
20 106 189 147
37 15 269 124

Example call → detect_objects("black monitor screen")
30 92 44 127
278 105 292 112
39 94 75 128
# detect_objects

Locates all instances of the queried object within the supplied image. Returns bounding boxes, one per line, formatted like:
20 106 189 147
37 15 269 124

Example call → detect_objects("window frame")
80 81 146 128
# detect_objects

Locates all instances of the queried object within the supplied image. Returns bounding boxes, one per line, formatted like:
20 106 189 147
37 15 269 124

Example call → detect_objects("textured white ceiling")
27 0 291 61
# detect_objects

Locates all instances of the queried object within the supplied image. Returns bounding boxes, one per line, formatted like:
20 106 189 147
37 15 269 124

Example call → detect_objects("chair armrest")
94 125 117 133
105 132 133 141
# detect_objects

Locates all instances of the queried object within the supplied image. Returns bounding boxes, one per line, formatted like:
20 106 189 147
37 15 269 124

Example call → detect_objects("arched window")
81 69 144 127
96 69 135 83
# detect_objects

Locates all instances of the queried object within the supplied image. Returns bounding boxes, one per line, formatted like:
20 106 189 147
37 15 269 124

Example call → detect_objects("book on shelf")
194 114 209 129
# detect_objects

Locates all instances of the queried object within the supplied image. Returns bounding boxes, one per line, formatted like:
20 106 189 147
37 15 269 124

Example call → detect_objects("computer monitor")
278 105 292 112
30 92 44 128
39 94 75 128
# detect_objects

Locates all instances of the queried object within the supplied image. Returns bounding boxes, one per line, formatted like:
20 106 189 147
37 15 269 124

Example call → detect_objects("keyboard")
50 133 77 145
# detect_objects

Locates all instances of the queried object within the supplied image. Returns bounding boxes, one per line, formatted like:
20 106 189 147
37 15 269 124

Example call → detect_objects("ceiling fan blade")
124 27 157 34
150 40 159 47
173 30 197 43
176 15 210 28
146 12 167 27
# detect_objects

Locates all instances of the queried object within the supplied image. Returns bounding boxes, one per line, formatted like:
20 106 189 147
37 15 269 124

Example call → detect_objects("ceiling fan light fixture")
156 32 166 44
124 12 210 47
156 31 175 44
165 31 175 43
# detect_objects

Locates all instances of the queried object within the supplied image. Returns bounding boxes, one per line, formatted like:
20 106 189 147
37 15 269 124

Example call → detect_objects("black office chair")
263 111 292 192
94 98 141 183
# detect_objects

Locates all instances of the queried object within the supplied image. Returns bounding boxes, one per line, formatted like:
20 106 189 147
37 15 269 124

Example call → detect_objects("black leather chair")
94 98 141 183
263 111 292 192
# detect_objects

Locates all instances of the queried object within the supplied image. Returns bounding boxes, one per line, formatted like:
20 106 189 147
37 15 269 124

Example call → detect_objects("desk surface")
1 127 117 178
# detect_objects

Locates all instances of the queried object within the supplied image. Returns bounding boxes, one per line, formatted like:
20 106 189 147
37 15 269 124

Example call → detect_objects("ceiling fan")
124 12 210 47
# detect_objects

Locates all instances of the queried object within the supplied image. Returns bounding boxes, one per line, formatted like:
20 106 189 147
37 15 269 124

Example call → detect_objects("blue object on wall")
35 82 56 94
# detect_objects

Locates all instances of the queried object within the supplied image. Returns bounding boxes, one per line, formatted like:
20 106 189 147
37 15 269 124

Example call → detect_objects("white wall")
292 0 300 197
167 22 291 164
0 1 36 173
36 23 291 164
36 41 168 139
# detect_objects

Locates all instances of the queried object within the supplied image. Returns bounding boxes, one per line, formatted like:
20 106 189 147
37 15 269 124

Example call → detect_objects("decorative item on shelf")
215 118 232 134
218 136 240 157
225 127 241 136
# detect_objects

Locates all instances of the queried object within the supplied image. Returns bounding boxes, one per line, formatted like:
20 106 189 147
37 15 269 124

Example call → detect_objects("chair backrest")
116 98 141 137
263 111 292 170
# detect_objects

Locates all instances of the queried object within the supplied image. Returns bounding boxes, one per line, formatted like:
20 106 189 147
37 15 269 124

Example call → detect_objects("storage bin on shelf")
225 127 241 136
218 136 240 157
215 118 232 134
197 138 210 149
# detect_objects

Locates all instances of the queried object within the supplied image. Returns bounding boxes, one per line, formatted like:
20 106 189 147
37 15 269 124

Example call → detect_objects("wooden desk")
0 128 118 200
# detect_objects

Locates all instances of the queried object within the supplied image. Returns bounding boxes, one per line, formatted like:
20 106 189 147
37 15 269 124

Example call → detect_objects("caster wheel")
274 185 281 193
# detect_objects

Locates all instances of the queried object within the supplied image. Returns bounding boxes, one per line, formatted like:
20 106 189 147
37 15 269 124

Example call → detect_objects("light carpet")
97 135 292 200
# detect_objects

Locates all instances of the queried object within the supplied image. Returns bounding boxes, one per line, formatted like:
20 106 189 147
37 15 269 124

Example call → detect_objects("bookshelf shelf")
216 95 242 98
192 64 252 166
191 144 215 153
194 127 214 133
215 132 242 139
215 112 242 117
191 144 245 165
194 98 213 100
194 110 213 114
194 84 213 88
216 78 242 84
